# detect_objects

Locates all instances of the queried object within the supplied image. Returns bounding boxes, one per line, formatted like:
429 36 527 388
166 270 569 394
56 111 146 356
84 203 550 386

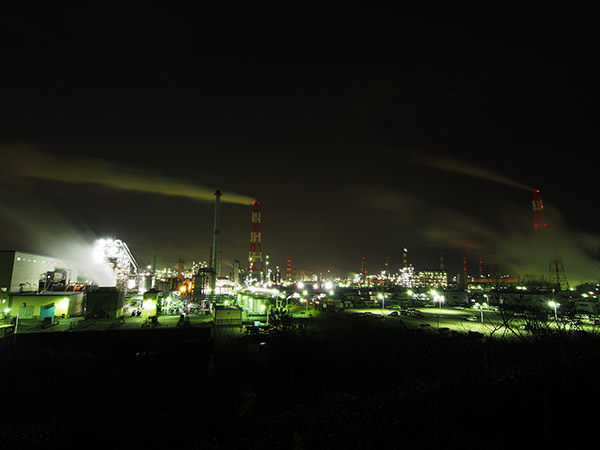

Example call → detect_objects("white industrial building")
0 250 77 294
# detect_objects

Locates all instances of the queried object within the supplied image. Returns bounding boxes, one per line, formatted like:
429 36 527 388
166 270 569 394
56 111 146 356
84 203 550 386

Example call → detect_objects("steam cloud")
1 144 255 205
2 207 117 286
362 187 599 285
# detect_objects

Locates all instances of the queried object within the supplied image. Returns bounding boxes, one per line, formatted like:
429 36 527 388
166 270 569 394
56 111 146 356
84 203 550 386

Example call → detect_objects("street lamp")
548 301 560 321
475 302 484 324
377 293 385 311
432 292 444 329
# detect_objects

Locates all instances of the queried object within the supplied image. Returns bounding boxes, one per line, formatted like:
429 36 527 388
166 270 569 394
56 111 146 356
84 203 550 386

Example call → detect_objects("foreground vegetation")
1 311 598 449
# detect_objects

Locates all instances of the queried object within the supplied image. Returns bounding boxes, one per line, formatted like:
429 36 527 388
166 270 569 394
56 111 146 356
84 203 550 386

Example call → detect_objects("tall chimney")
210 189 222 291
246 201 264 282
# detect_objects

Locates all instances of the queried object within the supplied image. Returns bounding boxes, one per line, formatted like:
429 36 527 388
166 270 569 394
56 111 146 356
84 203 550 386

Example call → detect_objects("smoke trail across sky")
1 144 255 205
409 153 535 192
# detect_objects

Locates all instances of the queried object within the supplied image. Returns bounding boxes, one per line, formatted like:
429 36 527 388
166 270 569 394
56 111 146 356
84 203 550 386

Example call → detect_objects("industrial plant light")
143 300 156 310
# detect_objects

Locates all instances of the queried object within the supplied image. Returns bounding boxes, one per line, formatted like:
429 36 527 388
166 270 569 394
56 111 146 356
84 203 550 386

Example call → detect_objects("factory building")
415 270 448 289
0 250 87 321
0 251 78 296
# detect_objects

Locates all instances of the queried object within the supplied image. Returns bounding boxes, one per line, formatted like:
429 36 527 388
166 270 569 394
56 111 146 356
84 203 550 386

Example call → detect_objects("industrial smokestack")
210 189 222 291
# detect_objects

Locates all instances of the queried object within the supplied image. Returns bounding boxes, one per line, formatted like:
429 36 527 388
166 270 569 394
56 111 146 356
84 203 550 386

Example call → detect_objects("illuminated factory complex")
1 189 598 324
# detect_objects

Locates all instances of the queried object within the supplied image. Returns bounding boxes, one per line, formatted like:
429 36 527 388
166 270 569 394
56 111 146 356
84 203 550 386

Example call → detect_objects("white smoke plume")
409 153 535 192
2 206 117 286
1 144 255 205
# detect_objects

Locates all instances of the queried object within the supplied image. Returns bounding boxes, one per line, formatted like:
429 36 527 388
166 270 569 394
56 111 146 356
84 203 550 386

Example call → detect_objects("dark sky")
1 4 598 281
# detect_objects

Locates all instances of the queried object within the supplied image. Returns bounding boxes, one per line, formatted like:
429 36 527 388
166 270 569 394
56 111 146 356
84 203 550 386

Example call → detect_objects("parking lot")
342 306 599 338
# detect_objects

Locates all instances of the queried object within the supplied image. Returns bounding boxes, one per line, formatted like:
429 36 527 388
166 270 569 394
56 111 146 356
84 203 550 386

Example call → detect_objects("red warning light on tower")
532 189 547 230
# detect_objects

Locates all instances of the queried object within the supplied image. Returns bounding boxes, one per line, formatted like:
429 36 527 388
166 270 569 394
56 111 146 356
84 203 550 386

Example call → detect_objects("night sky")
1 4 598 282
